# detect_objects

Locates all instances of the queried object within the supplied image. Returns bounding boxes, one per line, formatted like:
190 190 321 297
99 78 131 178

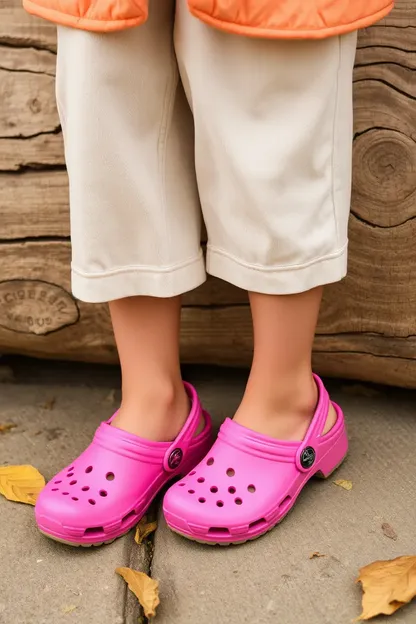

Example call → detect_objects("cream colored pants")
56 0 357 303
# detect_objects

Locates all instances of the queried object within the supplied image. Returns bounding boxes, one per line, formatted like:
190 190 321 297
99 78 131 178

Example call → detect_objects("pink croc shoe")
163 375 347 545
35 382 212 547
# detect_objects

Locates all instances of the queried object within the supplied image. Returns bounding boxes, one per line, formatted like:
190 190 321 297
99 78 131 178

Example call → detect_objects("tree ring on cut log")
352 129 416 228
0 279 79 335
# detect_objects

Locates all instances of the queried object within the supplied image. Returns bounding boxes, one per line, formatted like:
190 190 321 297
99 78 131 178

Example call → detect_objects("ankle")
113 378 190 441
246 373 317 418
234 373 318 441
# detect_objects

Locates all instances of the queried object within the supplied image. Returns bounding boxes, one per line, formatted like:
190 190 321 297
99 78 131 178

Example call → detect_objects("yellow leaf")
0 465 45 505
115 568 160 619
135 516 157 545
356 555 416 620
62 605 77 614
0 423 17 434
333 479 353 491
310 552 326 559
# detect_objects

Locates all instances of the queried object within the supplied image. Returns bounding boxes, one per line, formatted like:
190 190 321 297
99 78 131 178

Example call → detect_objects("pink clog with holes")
163 375 347 545
35 382 212 546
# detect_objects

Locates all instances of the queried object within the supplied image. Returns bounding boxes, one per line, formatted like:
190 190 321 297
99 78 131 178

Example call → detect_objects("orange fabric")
23 0 394 38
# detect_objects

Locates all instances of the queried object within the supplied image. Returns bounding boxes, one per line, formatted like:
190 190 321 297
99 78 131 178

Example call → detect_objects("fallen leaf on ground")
115 568 159 618
62 605 77 614
381 523 398 541
310 552 326 559
0 423 17 434
333 479 353 491
0 465 45 505
135 517 157 545
356 555 416 620
41 397 56 410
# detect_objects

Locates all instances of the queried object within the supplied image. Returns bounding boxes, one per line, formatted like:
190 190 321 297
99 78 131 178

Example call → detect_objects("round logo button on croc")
300 446 316 469
168 448 183 470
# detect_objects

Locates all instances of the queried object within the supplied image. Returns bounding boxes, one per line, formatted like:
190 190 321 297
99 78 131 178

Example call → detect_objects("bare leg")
233 287 337 441
109 296 191 441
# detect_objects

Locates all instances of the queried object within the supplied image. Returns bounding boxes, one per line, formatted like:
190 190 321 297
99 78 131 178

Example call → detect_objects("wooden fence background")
0 0 416 387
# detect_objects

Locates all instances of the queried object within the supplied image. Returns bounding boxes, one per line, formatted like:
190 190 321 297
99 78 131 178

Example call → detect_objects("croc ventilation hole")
197 477 205 483
88 499 96 505
84 527 104 535
121 509 137 527
99 490 107 497
249 518 267 530
72 497 79 501
226 468 235 477
178 483 186 487
207 458 214 466
216 501 224 508
228 486 236 495
188 489 195 494
247 485 256 493
210 486 218 493
52 488 59 492
198 498 206 504
85 466 93 474
82 486 90 492
235 498 243 505
62 492 69 496
279 495 292 511
189 471 196 476
69 480 77 486
54 480 62 484
208 527 230 535
106 472 115 481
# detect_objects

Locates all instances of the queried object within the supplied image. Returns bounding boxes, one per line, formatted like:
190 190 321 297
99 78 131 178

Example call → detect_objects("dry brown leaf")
381 522 398 541
135 517 157 545
0 423 17 434
0 465 46 505
356 555 416 620
41 397 56 410
116 568 159 618
333 479 353 491
310 552 326 559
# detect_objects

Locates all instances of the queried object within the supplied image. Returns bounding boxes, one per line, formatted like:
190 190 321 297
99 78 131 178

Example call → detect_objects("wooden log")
0 0 415 388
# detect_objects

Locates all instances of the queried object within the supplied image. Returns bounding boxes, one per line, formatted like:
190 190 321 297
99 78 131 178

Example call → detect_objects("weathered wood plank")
0 45 56 74
0 244 415 387
0 5 57 52
0 133 64 170
0 171 69 238
0 63 59 138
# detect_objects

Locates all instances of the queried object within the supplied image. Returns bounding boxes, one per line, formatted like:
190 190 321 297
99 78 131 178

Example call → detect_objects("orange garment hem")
189 3 394 40
23 0 147 32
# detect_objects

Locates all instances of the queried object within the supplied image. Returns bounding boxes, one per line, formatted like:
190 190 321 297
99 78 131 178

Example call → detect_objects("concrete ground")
0 358 415 624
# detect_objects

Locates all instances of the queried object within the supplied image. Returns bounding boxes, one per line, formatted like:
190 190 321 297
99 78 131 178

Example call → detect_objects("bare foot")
233 377 337 442
111 383 204 442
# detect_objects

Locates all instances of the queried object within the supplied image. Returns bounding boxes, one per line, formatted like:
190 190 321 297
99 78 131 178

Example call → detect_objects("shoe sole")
38 528 129 548
167 454 347 546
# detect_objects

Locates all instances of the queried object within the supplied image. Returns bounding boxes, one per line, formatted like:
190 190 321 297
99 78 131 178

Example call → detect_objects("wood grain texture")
0 1 415 387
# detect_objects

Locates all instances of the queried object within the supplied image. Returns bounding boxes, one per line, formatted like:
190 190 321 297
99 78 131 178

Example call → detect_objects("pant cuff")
206 244 348 295
72 253 206 303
